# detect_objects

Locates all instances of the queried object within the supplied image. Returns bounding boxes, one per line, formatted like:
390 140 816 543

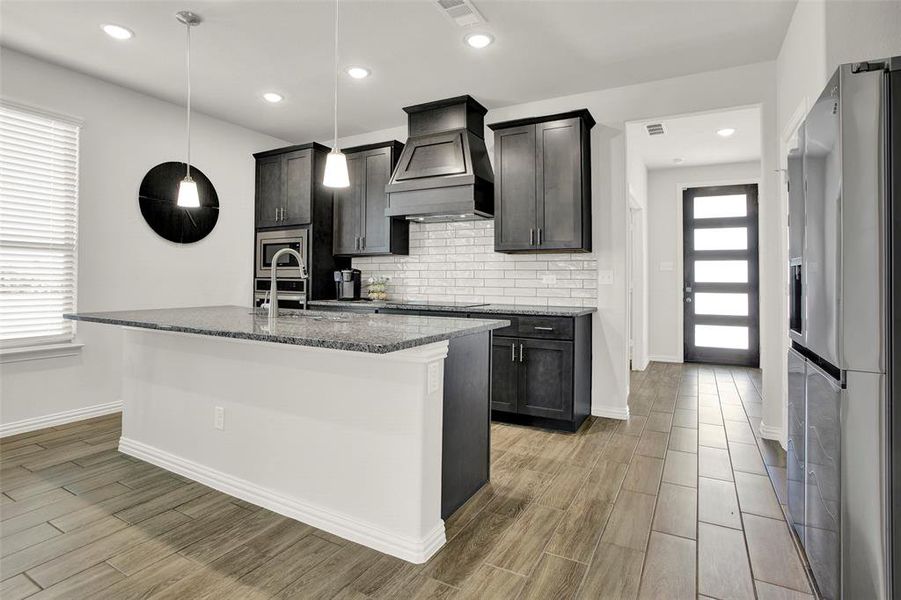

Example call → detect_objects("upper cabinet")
253 143 329 229
333 141 408 257
489 110 594 253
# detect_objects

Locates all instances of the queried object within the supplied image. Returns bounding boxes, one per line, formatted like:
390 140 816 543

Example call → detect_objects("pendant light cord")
185 21 192 179
332 0 339 151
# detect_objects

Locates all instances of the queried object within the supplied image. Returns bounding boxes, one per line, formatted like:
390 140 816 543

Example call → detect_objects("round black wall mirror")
139 162 219 244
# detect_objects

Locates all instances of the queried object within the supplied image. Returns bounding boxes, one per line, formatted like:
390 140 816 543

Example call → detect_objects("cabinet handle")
534 326 554 331
361 236 365 250
511 343 516 362
519 343 524 362
530 228 535 245
275 207 280 221
537 228 543 245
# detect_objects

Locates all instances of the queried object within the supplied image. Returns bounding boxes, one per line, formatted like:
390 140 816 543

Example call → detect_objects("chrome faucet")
269 247 308 319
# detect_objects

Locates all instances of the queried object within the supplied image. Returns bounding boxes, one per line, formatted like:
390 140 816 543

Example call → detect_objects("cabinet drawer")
516 316 573 340
468 312 519 337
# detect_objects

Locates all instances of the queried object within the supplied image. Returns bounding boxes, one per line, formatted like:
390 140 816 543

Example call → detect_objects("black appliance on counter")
335 269 362 300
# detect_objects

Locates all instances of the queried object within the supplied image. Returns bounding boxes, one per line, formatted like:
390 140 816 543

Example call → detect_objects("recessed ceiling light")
101 24 134 40
717 128 736 138
464 32 494 49
673 158 684 164
346 67 371 79
262 92 284 103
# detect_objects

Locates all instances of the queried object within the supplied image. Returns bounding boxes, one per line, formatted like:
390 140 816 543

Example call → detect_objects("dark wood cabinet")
491 336 519 413
518 338 574 420
254 144 327 229
255 155 283 228
489 110 595 253
253 143 349 300
473 311 592 432
494 125 537 252
333 141 408 257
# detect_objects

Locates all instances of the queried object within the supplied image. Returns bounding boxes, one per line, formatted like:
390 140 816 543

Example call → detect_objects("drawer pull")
534 326 554 331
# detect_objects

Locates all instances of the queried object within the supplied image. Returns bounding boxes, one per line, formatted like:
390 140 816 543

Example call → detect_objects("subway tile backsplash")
351 221 598 307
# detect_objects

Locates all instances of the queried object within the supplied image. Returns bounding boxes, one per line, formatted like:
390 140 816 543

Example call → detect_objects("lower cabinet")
487 315 591 432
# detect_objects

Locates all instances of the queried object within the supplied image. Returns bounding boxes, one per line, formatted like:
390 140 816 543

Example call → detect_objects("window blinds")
0 103 80 347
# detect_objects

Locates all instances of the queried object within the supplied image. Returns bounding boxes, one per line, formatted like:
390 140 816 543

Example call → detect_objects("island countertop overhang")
64 305 510 354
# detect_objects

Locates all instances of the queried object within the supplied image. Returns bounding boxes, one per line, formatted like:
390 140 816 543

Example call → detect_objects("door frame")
675 179 760 364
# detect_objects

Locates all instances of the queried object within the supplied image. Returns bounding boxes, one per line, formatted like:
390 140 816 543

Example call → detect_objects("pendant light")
176 11 202 208
323 0 350 188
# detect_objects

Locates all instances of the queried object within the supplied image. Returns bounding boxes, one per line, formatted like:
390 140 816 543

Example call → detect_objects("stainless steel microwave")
255 228 309 280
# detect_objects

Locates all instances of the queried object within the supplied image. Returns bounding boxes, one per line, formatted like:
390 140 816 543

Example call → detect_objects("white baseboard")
118 437 446 564
647 355 683 364
0 401 122 438
592 405 630 421
758 421 786 448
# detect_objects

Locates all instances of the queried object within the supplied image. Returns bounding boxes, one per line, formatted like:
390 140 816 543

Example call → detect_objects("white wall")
646 161 761 362
334 61 778 420
0 49 288 431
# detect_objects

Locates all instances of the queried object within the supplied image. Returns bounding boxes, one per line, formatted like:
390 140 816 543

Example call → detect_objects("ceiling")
628 106 762 169
0 1 796 142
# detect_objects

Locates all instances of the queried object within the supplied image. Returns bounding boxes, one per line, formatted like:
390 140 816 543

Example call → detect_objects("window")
0 102 80 348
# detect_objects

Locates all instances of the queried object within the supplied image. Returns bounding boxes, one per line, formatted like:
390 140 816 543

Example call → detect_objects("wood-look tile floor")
0 363 816 599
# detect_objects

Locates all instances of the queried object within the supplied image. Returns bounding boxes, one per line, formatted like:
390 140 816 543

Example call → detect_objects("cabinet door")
361 147 392 254
255 155 283 228
283 149 312 226
517 338 573 420
333 154 363 255
494 125 537 252
536 118 583 250
491 336 519 413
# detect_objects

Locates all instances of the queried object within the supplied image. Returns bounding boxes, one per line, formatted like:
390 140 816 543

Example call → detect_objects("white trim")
0 401 121 438
0 97 84 126
757 420 786 449
648 354 683 364
118 437 447 564
0 342 83 364
592 405 630 420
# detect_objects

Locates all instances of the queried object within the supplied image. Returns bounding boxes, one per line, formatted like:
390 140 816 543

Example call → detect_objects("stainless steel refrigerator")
786 57 899 599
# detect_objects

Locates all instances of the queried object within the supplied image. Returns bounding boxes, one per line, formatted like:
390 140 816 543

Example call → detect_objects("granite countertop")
308 300 597 317
64 305 510 354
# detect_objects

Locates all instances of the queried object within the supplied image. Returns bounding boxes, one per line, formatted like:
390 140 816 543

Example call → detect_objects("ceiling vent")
435 0 486 27
645 123 666 136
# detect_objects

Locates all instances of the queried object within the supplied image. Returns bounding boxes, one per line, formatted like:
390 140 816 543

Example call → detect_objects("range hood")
385 95 494 222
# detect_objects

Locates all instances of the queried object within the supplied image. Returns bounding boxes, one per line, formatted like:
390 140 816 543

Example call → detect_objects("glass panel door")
683 184 759 366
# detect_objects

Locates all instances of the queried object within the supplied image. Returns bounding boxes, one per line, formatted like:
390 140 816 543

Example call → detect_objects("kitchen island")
64 306 508 563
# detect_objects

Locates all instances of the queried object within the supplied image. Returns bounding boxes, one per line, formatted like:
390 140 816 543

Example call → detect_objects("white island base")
117 328 449 563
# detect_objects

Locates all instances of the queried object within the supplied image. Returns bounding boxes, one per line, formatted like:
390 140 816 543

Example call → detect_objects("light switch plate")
598 270 614 285
214 406 225 431
428 363 441 394
659 262 674 272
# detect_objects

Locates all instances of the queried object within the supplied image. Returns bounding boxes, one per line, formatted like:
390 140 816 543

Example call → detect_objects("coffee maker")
334 269 362 300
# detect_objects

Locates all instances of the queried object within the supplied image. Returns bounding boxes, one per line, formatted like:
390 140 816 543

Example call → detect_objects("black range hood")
385 95 494 223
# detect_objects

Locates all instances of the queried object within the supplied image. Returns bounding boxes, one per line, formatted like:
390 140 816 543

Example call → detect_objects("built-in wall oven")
254 228 309 308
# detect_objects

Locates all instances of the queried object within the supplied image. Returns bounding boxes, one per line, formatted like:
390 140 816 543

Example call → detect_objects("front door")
683 184 759 366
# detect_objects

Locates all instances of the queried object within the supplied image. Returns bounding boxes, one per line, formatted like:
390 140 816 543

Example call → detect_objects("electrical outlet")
214 406 225 431
598 270 614 285
540 274 557 284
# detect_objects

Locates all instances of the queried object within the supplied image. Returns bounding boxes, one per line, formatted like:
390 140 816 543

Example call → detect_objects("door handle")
511 343 516 362
685 297 692 303
519 343 524 362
